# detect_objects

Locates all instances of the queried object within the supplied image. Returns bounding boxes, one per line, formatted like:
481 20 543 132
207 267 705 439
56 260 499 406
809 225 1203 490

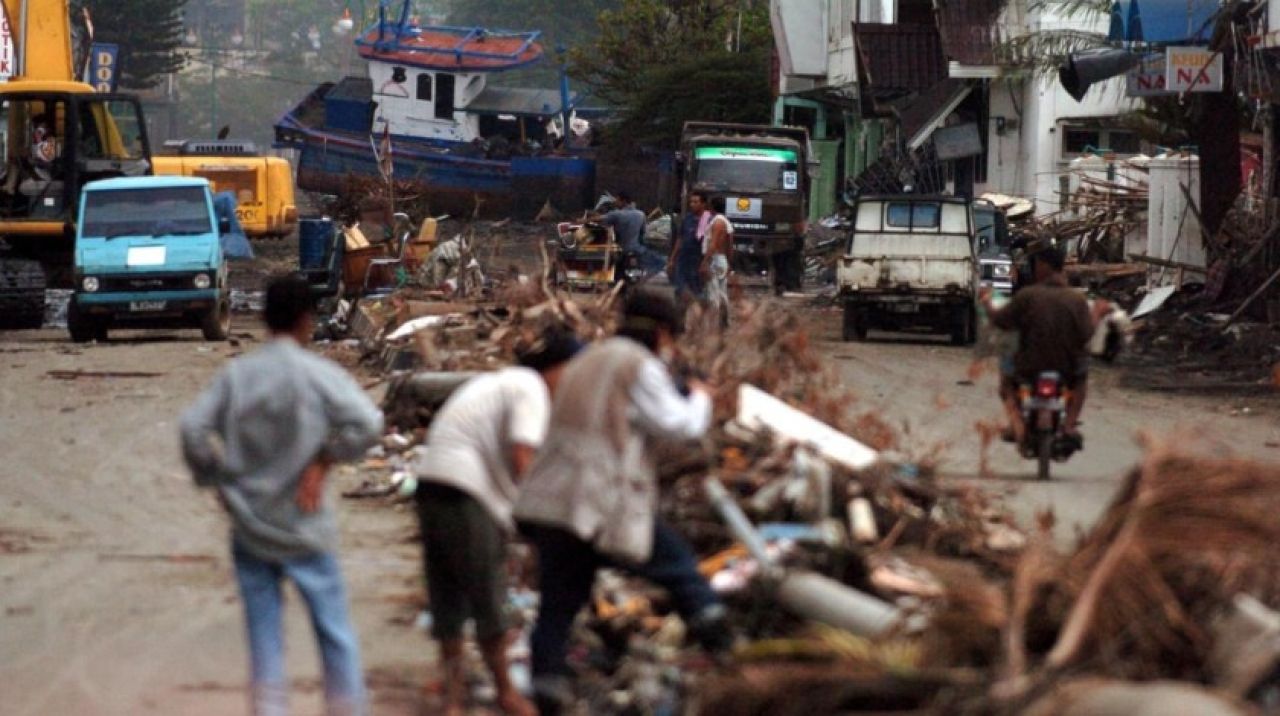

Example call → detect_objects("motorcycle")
554 194 669 290
553 220 665 290
1016 371 1079 480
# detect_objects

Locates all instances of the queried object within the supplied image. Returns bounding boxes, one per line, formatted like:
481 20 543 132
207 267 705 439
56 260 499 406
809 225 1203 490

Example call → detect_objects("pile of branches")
1020 175 1149 264
1011 443 1280 680
348 280 1280 713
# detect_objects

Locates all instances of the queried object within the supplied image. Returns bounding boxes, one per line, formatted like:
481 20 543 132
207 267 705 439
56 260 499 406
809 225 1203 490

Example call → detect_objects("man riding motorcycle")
980 244 1094 449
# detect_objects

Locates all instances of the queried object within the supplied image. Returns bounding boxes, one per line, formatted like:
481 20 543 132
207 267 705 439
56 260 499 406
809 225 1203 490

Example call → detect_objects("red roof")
355 25 544 72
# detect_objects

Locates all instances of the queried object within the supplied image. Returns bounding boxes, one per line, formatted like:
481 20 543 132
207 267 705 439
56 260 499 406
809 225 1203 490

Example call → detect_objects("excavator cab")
0 1 158 328
0 91 151 224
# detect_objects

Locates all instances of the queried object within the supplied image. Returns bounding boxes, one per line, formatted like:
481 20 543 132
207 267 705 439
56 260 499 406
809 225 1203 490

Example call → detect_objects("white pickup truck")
837 195 979 344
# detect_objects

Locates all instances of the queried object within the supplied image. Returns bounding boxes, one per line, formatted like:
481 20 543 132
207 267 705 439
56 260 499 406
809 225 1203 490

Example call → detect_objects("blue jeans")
522 520 721 683
232 542 365 716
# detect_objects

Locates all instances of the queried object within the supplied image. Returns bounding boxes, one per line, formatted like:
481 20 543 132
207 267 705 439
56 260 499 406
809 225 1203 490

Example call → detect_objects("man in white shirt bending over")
410 327 581 716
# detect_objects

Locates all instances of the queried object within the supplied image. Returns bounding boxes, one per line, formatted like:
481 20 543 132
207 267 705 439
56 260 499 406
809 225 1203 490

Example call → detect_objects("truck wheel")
771 249 804 294
1036 432 1054 481
67 302 106 343
786 249 805 292
841 304 867 342
950 306 975 346
201 298 231 341
0 258 47 329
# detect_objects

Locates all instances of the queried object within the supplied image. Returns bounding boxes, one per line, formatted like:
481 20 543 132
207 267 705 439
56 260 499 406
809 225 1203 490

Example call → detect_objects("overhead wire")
183 56 331 87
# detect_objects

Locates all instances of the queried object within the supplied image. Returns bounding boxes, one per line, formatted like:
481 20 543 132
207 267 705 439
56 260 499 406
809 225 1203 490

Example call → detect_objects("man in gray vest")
513 288 730 714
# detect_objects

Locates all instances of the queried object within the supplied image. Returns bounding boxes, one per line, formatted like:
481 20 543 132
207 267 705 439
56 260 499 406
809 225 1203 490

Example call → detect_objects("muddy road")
1 311 1277 714
810 311 1280 542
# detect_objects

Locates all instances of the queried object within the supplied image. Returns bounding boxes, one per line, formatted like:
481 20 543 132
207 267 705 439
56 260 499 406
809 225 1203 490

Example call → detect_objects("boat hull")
287 127 593 219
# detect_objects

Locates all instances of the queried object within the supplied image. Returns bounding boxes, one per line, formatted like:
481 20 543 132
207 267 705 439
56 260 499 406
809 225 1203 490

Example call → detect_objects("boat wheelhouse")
274 3 594 217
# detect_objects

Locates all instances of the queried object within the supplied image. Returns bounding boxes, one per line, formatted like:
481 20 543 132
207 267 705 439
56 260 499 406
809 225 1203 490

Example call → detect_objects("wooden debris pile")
1019 173 1149 264
326 276 1280 713
1011 444 1280 682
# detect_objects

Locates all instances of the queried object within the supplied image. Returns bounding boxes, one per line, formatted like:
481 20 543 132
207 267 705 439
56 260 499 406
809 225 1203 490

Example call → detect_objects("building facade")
770 0 1135 217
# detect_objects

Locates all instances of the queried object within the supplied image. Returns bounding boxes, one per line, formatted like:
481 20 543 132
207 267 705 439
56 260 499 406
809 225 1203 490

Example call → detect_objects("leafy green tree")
606 49 772 148
444 0 620 48
72 0 188 89
569 0 773 148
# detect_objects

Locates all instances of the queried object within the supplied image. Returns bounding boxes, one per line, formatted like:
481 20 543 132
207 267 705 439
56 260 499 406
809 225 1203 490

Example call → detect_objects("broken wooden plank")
734 384 880 471
1126 254 1209 274
46 369 165 380
1221 264 1280 333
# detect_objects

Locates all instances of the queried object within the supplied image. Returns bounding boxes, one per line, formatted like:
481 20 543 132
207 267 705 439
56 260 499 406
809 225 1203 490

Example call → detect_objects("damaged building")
770 0 1138 215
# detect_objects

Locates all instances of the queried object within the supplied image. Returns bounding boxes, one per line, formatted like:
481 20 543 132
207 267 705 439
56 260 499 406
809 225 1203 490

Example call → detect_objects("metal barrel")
298 218 335 270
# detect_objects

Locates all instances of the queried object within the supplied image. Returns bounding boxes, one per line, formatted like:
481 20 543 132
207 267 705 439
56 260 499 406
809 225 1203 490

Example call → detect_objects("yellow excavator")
0 0 153 327
153 139 297 240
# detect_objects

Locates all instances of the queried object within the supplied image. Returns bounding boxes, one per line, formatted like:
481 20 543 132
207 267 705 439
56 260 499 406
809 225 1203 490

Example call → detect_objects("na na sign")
1125 47 1222 96
1166 46 1222 92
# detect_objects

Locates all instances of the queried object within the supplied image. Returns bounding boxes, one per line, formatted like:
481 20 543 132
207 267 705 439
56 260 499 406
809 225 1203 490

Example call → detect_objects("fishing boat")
273 1 595 217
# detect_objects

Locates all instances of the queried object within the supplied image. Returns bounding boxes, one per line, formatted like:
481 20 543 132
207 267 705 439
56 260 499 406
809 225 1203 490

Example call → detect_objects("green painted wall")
809 139 841 221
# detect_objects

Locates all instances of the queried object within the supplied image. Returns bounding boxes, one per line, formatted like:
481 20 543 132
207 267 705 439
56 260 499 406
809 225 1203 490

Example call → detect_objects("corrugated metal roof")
895 79 973 146
854 23 947 95
934 0 1003 66
464 87 571 117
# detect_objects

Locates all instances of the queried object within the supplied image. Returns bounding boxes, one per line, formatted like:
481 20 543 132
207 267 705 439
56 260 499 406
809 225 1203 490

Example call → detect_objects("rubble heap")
319 245 1280 713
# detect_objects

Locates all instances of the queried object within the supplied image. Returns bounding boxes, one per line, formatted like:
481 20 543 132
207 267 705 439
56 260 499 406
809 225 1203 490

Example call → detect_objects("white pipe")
775 571 904 638
705 477 772 564
703 476 907 639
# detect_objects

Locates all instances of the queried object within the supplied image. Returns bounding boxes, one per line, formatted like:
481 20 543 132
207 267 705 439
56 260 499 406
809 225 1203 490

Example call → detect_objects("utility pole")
209 51 217 138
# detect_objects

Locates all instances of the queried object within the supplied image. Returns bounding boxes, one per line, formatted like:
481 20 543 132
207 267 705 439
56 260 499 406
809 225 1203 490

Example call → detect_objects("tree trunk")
1195 67 1241 244
1195 19 1243 245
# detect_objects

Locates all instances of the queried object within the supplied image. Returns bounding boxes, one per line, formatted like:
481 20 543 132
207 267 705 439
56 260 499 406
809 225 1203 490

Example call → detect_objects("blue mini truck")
69 176 231 342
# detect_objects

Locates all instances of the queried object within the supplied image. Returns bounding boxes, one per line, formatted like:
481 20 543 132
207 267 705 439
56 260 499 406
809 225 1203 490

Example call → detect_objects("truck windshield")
693 146 800 192
83 187 212 238
974 206 1010 256
886 202 940 228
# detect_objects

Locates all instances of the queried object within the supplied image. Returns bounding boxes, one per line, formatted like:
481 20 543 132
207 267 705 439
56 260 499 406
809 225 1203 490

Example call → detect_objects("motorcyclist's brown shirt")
989 276 1093 385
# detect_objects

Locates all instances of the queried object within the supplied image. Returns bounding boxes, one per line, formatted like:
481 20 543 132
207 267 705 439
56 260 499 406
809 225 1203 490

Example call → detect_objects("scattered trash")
44 289 72 328
1131 285 1178 319
301 215 1280 714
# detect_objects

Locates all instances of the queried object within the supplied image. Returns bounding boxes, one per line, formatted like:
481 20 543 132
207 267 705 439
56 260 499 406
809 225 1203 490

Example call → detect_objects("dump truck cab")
679 122 813 292
69 176 230 342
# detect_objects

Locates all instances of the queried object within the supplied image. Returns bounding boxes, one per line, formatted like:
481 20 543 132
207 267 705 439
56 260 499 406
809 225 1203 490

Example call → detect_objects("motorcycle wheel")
1036 432 1053 481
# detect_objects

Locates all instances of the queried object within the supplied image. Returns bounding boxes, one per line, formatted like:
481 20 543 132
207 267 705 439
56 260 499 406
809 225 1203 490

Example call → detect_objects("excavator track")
0 258 47 329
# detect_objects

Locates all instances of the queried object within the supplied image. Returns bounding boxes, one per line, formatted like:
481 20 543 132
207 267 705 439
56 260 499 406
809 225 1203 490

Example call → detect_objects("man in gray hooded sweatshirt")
181 274 383 716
